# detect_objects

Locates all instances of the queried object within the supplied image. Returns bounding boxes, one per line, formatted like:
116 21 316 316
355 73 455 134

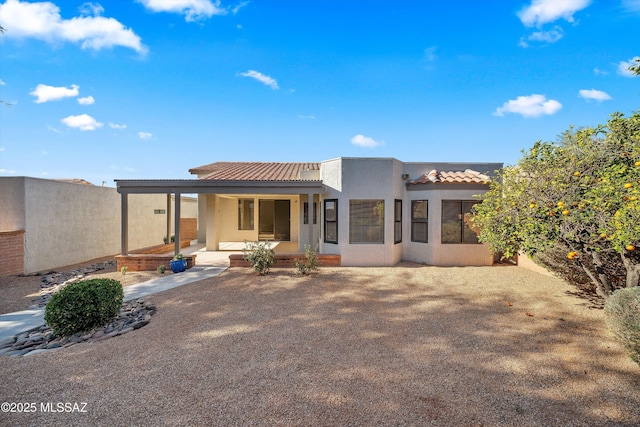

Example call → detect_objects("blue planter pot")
170 259 187 273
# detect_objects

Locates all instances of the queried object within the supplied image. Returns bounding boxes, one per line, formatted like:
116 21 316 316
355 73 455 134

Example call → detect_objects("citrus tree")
473 111 640 299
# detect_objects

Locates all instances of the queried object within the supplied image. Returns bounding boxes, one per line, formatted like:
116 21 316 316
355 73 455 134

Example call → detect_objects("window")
303 201 317 225
441 200 480 244
324 199 338 243
349 200 384 244
411 200 428 243
394 200 402 244
238 198 254 230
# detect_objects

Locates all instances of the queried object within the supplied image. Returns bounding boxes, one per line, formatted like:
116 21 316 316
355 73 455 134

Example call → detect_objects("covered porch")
115 178 330 271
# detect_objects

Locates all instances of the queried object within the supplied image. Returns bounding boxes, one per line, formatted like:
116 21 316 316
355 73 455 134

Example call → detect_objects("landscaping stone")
30 260 116 308
0 298 155 357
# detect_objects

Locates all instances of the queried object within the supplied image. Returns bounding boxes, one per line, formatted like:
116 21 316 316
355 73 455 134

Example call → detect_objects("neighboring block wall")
180 218 198 241
0 177 198 275
0 230 25 276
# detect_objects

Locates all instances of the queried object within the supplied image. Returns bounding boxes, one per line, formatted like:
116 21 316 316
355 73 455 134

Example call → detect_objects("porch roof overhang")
115 179 325 195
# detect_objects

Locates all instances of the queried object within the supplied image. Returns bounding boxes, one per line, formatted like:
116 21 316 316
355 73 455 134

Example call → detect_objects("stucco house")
116 157 502 267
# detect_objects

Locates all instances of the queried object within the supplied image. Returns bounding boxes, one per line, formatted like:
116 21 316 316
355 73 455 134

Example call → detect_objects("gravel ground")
1 264 639 426
0 260 160 314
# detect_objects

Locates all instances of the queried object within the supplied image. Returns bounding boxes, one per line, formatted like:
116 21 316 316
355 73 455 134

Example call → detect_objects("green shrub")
294 245 319 275
604 286 640 365
44 278 124 337
243 240 276 275
157 265 166 274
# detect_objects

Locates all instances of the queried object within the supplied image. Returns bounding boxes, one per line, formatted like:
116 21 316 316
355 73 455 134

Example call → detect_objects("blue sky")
0 0 638 186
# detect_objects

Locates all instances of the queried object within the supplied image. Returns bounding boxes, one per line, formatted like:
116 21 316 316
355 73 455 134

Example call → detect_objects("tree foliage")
472 111 640 298
629 57 640 76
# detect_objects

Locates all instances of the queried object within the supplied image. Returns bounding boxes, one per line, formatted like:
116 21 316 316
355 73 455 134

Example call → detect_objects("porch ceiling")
115 179 324 195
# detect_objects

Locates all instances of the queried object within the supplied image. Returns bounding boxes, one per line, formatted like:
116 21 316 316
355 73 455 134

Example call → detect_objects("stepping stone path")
29 260 116 308
0 298 155 357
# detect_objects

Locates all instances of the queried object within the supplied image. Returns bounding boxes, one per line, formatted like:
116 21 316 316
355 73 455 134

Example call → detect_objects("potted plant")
170 253 187 273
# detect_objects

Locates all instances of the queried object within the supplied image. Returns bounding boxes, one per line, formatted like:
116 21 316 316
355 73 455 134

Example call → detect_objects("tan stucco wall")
0 177 195 274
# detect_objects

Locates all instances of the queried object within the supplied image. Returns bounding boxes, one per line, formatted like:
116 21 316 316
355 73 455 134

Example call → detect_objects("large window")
349 200 384 244
441 200 480 244
238 198 254 230
303 201 317 225
324 199 338 243
411 200 428 243
394 200 402 244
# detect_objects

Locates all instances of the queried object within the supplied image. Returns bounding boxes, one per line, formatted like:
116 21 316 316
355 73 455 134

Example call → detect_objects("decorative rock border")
0 298 155 357
29 260 116 308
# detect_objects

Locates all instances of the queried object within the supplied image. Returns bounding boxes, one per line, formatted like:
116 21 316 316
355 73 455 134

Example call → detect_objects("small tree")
473 111 640 299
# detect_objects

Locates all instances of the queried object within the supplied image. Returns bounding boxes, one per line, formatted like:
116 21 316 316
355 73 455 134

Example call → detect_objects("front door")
259 200 290 241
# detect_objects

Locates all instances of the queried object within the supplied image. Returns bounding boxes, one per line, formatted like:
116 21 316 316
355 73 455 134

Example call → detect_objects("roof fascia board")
115 179 325 195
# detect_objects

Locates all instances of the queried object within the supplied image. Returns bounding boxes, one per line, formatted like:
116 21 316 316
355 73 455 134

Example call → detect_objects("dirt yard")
0 258 161 314
1 264 639 426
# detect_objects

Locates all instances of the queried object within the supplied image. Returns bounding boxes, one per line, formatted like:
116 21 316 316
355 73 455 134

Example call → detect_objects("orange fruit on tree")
567 251 578 259
562 210 570 215
626 245 635 252
624 183 633 189
573 171 581 176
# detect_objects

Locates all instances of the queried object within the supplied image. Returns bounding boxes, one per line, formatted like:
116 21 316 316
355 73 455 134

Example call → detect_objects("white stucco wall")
318 158 501 267
0 177 26 231
0 177 194 273
320 158 405 266
403 186 494 266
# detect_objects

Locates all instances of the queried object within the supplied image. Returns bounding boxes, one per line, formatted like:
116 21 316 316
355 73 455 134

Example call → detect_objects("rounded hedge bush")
44 278 124 337
604 286 640 365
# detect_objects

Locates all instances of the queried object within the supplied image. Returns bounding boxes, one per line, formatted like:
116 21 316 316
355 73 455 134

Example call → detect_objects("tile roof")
53 178 94 185
189 162 321 181
408 169 490 185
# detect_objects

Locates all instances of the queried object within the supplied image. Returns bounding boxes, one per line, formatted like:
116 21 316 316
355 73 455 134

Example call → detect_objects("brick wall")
180 218 197 241
229 253 341 268
115 254 196 272
0 230 25 276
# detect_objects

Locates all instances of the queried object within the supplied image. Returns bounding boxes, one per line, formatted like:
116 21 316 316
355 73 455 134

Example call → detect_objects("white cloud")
61 114 103 131
298 114 316 120
618 57 640 77
138 0 227 22
0 79 5 86
622 0 640 12
0 169 18 174
593 67 608 76
350 134 384 148
47 125 63 133
578 89 612 102
138 131 153 140
0 0 147 54
494 94 562 118
527 27 564 43
518 0 590 27
77 95 95 105
109 122 127 130
239 70 279 89
30 84 79 103
0 147 5 151
232 1 249 14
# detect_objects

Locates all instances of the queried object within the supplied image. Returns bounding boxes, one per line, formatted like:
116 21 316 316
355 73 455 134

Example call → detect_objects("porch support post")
308 193 314 250
121 193 129 255
166 194 171 246
174 192 181 255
